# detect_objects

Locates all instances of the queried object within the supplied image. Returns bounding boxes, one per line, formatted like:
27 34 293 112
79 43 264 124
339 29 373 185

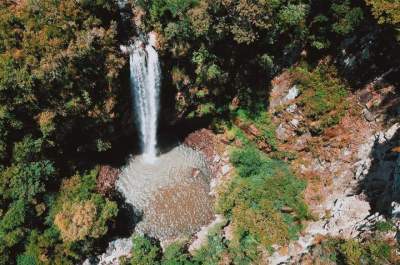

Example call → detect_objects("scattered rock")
234 139 243 148
257 140 272 152
392 202 400 220
184 129 222 178
234 118 260 139
285 85 299 101
323 196 371 237
223 224 235 241
276 123 289 141
213 155 221 163
286 104 297 113
192 168 201 178
358 89 373 104
83 238 132 265
362 108 375 122
385 123 400 140
290 119 300 128
267 68 400 265
221 165 231 176
281 206 294 213
184 129 217 163
247 124 261 137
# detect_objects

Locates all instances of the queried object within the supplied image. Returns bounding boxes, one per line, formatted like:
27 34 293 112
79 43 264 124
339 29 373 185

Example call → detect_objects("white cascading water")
123 34 161 163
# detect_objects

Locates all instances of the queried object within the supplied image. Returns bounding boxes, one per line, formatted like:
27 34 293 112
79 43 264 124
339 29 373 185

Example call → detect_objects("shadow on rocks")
356 127 400 216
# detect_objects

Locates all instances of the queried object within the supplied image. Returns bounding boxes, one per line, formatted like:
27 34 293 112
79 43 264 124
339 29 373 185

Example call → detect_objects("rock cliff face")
267 69 400 264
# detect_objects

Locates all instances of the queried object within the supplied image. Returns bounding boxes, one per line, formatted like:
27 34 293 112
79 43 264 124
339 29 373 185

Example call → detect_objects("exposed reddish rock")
183 128 231 180
97 165 120 196
257 141 271 152
247 124 261 137
184 129 217 163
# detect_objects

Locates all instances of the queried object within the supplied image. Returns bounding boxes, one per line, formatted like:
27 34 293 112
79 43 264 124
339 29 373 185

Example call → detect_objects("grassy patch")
213 106 278 152
375 220 396 233
235 108 277 148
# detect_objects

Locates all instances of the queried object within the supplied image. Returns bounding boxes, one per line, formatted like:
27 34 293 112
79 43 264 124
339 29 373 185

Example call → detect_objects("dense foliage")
0 1 124 263
135 0 398 119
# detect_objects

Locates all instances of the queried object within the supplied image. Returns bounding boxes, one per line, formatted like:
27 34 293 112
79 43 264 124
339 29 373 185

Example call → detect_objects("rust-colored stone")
184 129 217 163
96 165 120 196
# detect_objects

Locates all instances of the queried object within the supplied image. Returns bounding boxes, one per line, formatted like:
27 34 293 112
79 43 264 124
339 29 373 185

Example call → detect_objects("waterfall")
124 34 161 163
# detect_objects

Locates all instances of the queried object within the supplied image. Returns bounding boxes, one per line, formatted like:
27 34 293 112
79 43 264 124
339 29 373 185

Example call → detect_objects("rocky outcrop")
184 128 229 179
184 129 218 163
267 70 400 264
83 238 132 265
96 165 120 196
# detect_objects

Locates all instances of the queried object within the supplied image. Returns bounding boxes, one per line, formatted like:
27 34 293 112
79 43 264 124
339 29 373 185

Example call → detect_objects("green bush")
309 237 398 265
375 220 396 233
192 229 228 264
129 235 195 265
162 242 192 265
217 146 308 259
130 235 161 265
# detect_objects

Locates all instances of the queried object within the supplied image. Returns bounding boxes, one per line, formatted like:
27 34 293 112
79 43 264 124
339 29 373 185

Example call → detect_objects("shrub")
130 235 161 265
162 242 192 265
375 220 396 232
309 237 399 265
52 170 118 243
192 228 228 264
217 146 308 259
366 0 400 26
54 200 97 242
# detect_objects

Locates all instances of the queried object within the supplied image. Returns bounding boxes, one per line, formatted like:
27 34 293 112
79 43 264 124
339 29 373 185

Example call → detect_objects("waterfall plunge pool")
117 144 214 241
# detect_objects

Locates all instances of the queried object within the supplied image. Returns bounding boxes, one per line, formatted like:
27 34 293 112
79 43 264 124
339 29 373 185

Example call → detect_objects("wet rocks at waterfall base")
184 128 222 177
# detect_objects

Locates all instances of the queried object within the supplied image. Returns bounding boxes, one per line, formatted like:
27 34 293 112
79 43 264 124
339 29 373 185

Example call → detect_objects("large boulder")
97 165 120 196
